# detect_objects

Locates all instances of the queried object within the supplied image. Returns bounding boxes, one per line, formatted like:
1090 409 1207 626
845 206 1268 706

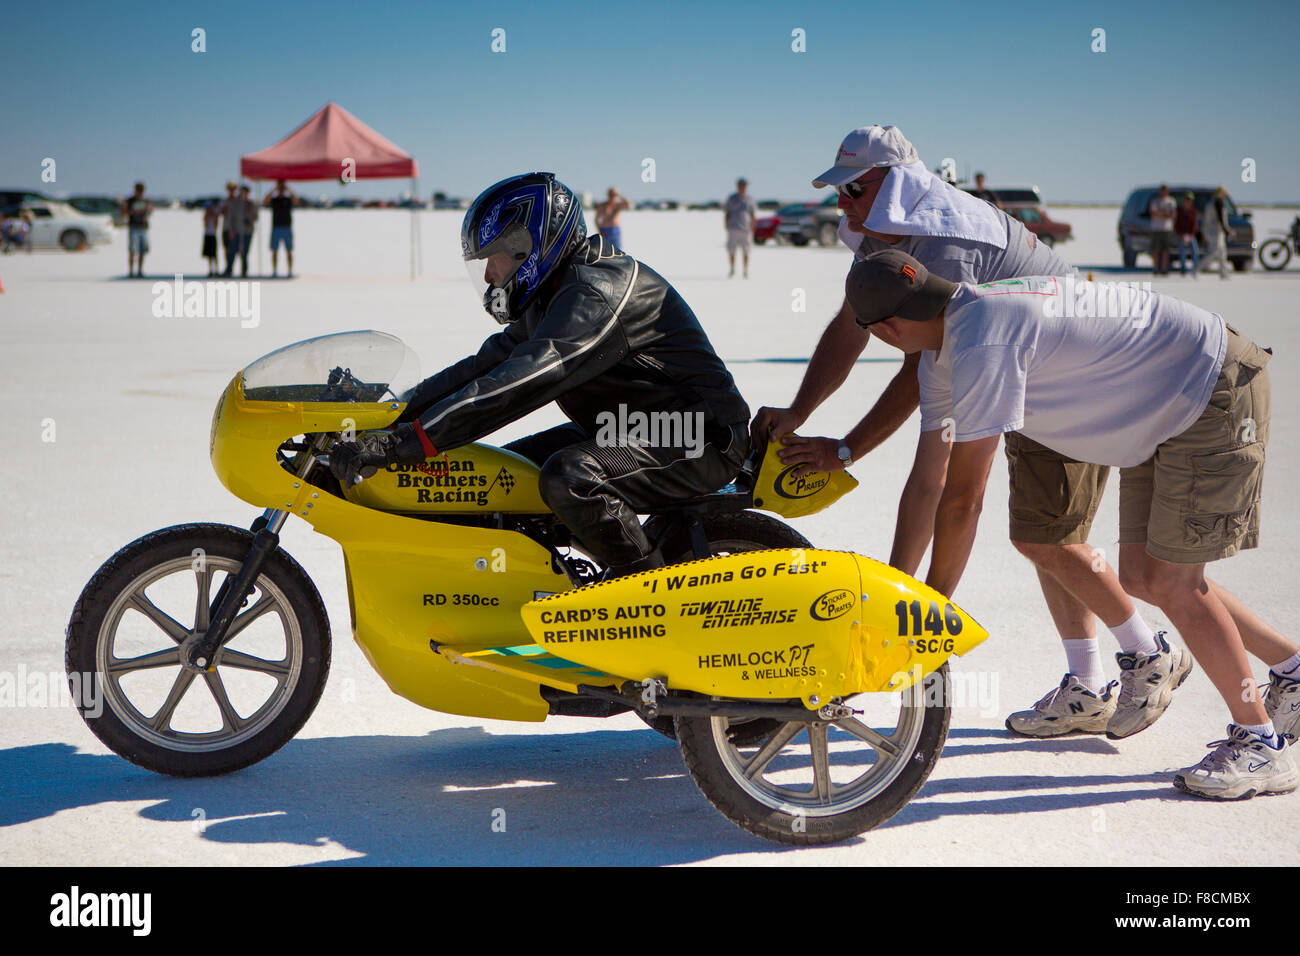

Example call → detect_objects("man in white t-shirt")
845 247 1300 799
757 125 1172 742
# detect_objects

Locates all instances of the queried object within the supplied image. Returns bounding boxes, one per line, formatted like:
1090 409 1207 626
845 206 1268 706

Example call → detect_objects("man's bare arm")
925 435 999 598
889 426 952 576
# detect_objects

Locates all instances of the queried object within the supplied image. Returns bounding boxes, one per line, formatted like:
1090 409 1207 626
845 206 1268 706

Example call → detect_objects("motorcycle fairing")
519 548 988 708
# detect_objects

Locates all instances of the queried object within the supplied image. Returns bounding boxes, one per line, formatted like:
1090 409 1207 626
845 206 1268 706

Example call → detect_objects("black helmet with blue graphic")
461 172 587 324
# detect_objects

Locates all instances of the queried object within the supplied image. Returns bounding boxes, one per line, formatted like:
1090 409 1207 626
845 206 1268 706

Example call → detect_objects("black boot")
599 548 665 582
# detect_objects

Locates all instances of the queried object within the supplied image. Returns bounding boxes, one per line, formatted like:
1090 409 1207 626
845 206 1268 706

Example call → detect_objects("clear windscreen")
241 331 421 403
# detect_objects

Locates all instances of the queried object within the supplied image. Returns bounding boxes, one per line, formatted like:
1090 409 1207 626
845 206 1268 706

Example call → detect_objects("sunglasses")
838 170 889 199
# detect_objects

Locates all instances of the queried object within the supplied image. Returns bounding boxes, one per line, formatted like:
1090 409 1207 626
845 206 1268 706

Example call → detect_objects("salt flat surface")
2 207 1299 865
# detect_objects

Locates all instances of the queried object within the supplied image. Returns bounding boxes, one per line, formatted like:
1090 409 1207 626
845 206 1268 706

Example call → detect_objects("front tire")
677 665 951 845
66 523 331 777
1258 238 1291 271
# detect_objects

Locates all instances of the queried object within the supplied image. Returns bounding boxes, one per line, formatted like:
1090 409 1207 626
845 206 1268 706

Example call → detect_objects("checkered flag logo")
494 466 516 495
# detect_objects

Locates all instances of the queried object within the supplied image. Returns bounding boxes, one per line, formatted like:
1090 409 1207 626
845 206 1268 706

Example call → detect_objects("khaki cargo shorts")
1119 326 1272 564
1004 431 1110 545
726 227 752 255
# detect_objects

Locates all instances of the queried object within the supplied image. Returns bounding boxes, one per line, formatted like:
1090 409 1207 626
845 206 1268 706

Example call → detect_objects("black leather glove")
329 425 426 485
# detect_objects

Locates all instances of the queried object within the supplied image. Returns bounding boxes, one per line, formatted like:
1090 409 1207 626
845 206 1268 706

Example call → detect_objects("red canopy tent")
239 102 422 277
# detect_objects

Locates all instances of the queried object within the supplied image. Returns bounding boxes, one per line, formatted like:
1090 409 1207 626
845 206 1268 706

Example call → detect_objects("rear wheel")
1232 257 1251 272
640 511 812 740
677 665 951 845
1038 233 1055 248
66 523 330 777
818 222 838 247
60 229 86 251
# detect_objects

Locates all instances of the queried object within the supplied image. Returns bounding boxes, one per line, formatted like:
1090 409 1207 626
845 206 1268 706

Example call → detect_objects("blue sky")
4 0 1298 203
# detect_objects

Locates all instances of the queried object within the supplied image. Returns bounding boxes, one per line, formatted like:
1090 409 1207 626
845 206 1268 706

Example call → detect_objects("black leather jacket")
398 236 750 449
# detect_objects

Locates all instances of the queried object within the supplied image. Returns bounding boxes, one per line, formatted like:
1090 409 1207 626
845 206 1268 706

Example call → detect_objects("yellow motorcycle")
66 331 987 845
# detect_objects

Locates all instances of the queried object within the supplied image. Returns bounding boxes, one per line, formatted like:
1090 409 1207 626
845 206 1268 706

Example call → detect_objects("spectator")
724 177 757 278
202 200 220 276
594 187 630 249
1174 191 1200 279
1147 183 1176 276
222 184 257 278
970 172 1002 209
265 179 297 277
2 210 33 253
1205 185 1234 280
121 182 153 278
219 181 238 275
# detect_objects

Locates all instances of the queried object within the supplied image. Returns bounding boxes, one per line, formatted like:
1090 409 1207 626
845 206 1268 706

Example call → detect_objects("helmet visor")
463 221 534 323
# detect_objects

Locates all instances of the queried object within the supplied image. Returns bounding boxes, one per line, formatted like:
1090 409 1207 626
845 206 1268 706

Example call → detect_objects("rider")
329 172 751 577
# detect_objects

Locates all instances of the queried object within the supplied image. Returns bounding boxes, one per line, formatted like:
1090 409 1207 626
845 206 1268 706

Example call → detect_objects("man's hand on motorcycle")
329 425 425 485
777 434 845 479
750 406 806 450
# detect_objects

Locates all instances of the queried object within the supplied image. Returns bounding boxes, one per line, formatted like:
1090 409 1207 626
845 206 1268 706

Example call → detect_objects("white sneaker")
1263 674 1300 742
1173 725 1299 800
1006 674 1118 737
1107 632 1194 739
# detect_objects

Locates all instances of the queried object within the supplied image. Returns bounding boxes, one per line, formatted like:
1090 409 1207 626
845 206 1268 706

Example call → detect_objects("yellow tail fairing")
751 437 858 519
519 548 987 708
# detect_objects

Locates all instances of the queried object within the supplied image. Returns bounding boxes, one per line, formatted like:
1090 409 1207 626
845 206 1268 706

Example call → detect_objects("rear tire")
677 665 951 845
818 222 838 247
1232 257 1251 272
640 511 812 741
66 523 330 777
60 229 86 251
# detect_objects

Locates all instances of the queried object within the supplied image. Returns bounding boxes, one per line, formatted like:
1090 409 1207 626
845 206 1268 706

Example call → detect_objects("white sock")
1064 638 1106 694
1241 721 1279 745
1269 650 1300 681
1109 611 1159 657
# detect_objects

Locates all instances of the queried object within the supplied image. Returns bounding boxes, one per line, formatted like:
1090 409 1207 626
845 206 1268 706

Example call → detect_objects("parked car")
777 194 842 247
1118 185 1255 271
1002 203 1072 247
66 195 127 226
4 200 114 250
753 214 780 244
0 188 52 211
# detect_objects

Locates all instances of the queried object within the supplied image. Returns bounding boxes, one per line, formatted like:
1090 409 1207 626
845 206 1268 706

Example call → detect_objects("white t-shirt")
918 276 1227 467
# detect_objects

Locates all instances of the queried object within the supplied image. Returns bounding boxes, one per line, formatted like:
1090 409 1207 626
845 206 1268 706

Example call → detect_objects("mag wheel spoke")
203 670 245 734
194 565 213 632
148 668 197 732
808 723 833 804
223 593 278 643
741 721 803 780
108 647 182 675
127 591 190 644
217 648 290 679
834 716 901 757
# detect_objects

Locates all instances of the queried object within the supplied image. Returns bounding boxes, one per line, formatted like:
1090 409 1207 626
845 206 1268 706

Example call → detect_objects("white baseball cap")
811 125 921 188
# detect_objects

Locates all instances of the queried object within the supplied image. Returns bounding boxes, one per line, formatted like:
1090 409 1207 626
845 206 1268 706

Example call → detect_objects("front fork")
184 435 327 670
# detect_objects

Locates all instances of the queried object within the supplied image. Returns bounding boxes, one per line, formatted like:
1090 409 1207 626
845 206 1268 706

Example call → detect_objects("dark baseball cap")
845 250 957 326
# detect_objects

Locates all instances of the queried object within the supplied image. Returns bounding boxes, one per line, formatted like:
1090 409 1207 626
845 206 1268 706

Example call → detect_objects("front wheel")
1259 238 1291 271
66 523 331 777
677 665 951 845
